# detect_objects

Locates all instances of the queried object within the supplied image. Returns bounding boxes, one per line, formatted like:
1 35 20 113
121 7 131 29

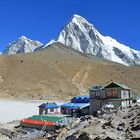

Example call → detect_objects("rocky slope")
3 36 43 55
56 104 140 140
57 14 140 66
0 42 139 100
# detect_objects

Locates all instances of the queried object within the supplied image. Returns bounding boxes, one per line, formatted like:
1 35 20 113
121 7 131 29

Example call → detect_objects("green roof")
29 115 64 123
90 81 131 91
104 81 131 90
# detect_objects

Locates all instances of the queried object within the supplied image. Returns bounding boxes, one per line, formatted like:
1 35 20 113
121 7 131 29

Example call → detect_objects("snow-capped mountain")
57 14 140 66
34 39 56 51
3 36 43 55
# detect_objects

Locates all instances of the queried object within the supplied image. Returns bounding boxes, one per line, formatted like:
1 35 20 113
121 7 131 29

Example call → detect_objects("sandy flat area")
0 100 64 123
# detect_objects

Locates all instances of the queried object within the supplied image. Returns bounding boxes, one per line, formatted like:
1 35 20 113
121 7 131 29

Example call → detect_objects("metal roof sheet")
39 102 59 109
71 96 90 103
61 102 89 109
104 81 131 90
136 96 140 100
74 96 89 99
29 115 63 123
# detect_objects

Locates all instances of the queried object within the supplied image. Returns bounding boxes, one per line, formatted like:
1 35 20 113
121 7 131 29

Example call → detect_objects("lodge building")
61 96 89 116
89 81 132 115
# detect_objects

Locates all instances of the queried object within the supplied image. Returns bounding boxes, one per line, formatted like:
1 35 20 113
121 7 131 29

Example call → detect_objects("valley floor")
1 101 140 140
0 100 64 123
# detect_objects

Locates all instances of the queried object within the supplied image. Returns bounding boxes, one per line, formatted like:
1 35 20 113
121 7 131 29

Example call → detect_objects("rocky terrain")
1 103 140 140
0 42 140 100
56 103 140 140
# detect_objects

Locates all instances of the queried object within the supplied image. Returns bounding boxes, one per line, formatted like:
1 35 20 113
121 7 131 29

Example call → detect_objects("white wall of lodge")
121 100 130 107
121 90 129 99
39 108 60 115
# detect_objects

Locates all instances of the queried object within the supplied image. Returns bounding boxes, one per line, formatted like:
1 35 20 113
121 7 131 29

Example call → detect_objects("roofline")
103 81 131 90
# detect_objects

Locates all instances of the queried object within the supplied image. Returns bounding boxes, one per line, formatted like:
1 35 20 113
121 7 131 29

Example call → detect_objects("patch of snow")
46 39 56 46
34 39 56 51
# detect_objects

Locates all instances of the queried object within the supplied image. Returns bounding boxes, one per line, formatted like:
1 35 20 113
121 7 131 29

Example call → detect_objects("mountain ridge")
1 14 140 66
57 14 140 66
3 36 43 55
0 42 139 100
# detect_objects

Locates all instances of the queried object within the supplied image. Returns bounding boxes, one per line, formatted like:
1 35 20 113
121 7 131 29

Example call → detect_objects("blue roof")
39 102 59 109
136 96 140 100
61 102 89 109
71 96 89 103
91 85 103 91
74 96 89 99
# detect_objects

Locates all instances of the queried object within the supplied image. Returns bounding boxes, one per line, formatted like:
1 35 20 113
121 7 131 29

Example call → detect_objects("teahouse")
39 102 59 115
89 81 132 115
61 96 89 116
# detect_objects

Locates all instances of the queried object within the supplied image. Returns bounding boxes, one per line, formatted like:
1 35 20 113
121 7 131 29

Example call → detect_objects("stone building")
89 81 132 115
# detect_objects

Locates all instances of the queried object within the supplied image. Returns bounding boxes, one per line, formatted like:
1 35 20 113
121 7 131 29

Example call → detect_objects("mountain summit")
57 14 140 66
2 15 140 66
3 36 43 55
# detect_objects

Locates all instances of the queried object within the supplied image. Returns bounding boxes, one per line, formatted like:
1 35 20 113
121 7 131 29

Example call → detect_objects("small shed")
71 96 90 103
61 102 89 116
136 96 140 103
61 96 90 116
39 102 59 115
89 81 132 115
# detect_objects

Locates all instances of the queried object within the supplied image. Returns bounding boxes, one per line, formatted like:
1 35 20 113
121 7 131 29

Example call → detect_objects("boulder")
77 132 92 140
131 124 140 131
66 135 76 140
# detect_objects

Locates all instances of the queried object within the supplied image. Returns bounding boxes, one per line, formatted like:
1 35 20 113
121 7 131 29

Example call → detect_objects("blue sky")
0 0 140 52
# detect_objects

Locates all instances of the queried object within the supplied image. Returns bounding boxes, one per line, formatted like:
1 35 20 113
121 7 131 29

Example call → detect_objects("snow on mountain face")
3 36 43 55
57 14 140 66
34 39 56 51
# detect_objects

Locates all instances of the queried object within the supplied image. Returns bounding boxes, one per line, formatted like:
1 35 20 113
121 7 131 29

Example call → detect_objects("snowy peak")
19 35 28 40
3 36 43 55
70 14 98 33
57 14 140 66
57 14 103 53
2 14 140 66
34 39 56 52
70 14 93 26
70 14 89 23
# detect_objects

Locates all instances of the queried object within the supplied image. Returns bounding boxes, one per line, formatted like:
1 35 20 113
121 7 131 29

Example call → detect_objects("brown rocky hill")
0 42 139 100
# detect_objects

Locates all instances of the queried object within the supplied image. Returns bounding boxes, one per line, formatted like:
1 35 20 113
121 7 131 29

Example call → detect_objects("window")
121 90 129 99
50 108 54 112
106 89 117 98
45 110 48 114
95 91 100 97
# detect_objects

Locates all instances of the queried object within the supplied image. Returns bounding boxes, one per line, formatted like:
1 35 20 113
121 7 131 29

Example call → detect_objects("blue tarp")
61 102 89 109
91 85 103 91
39 102 59 109
71 96 89 103
136 96 140 100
